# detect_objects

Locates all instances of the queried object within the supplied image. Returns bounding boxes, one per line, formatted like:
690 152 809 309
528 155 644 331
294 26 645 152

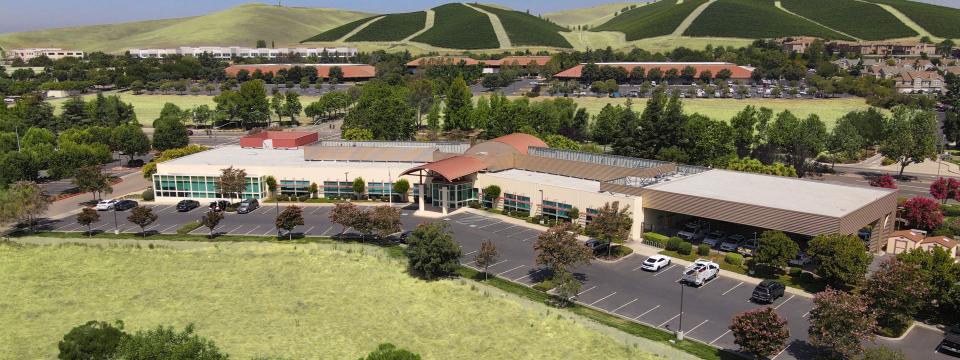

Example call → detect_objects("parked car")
388 230 414 244
95 199 117 211
719 234 746 252
209 200 230 212
585 239 607 252
236 199 259 214
751 280 786 303
676 221 708 241
114 200 138 211
737 239 758 257
939 326 960 356
640 255 672 272
702 230 726 248
788 252 812 267
681 259 719 286
176 200 200 212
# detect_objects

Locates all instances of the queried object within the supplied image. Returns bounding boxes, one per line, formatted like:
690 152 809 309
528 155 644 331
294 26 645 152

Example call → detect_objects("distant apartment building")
779 38 936 57
893 71 944 93
126 46 358 60
6 48 84 61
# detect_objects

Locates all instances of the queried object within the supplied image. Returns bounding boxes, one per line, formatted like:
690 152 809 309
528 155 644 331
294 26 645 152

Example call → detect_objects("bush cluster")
677 241 694 255
725 253 744 266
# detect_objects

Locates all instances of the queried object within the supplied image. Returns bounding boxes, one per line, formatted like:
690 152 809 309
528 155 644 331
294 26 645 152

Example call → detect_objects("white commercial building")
127 46 358 59
5 48 84 61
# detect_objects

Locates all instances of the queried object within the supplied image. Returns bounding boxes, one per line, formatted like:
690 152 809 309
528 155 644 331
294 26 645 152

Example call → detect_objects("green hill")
867 0 960 39
473 4 572 48
544 2 641 28
684 0 852 40
302 16 379 42
593 0 709 41
347 12 427 42
0 4 373 53
411 3 500 49
780 0 916 40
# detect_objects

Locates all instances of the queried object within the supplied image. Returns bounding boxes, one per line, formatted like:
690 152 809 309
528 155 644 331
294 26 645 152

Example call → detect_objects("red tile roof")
400 155 488 182
225 64 375 79
239 131 318 148
554 62 754 80
487 56 552 67
487 133 548 155
889 230 958 248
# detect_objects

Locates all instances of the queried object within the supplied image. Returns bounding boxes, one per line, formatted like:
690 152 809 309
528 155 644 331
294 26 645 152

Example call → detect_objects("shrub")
642 232 669 248
610 245 634 258
533 279 557 291
881 157 895 166
678 241 693 255
404 222 462 280
359 343 421 360
141 189 154 201
726 253 744 266
665 236 683 251
114 324 227 359
698 244 711 256
58 320 127 360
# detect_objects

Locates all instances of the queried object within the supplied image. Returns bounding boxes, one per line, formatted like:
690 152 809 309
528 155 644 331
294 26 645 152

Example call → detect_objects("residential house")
886 229 958 259
893 71 944 93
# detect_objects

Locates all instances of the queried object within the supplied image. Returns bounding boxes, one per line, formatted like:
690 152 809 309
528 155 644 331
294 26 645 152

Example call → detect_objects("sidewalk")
840 154 960 177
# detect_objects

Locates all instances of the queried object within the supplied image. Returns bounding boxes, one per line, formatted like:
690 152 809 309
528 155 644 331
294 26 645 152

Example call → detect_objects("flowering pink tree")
729 307 789 358
929 177 959 203
863 258 928 333
808 288 877 359
869 174 897 189
900 197 943 230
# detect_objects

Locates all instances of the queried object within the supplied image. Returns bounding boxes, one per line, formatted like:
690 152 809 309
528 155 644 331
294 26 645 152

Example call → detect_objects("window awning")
400 156 488 182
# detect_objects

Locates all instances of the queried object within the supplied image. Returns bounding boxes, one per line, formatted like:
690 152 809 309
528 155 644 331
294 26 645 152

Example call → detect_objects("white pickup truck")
681 259 720 286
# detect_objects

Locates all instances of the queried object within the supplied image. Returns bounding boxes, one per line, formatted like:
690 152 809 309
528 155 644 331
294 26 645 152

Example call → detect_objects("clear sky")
0 0 957 34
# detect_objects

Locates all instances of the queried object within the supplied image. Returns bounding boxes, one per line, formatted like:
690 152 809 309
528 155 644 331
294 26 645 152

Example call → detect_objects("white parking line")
771 345 789 360
709 330 731 345
577 286 597 296
523 235 539 242
802 311 810 318
686 320 708 334
773 294 795 310
486 260 508 268
159 224 179 233
263 227 277 236
722 282 743 296
310 207 323 215
226 224 243 234
589 292 617 306
659 313 681 328
514 270 540 281
304 226 315 234
320 226 334 236
496 265 525 276
55 221 77 231
463 250 478 256
635 305 660 320
492 225 518 233
652 264 676 276
611 298 638 313
244 225 261 235
477 221 501 229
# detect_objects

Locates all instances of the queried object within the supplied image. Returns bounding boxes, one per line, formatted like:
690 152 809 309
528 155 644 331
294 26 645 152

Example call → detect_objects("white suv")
719 234 746 252
95 199 117 211
702 230 726 248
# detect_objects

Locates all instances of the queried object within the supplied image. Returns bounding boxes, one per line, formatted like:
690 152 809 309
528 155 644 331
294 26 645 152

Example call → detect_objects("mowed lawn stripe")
683 0 852 40
411 3 500 49
473 4 572 48
593 0 709 41
346 11 427 42
780 0 916 40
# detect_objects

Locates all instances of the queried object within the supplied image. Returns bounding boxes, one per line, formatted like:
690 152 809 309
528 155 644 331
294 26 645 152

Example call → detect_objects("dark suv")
176 200 200 212
114 199 138 211
209 200 230 212
236 199 259 214
751 280 786 304
939 326 960 356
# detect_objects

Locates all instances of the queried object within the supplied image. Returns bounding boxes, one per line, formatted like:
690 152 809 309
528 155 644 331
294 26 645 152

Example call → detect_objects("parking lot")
47 205 955 360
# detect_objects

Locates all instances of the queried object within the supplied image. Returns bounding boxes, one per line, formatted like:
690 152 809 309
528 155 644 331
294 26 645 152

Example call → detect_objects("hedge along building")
153 132 897 251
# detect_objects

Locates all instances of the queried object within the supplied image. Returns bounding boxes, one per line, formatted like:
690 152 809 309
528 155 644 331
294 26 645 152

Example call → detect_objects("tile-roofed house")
893 71 944 93
887 229 958 259
405 56 481 68
224 64 375 80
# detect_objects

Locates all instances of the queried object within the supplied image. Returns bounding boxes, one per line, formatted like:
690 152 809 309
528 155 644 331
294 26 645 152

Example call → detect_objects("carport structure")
602 169 899 251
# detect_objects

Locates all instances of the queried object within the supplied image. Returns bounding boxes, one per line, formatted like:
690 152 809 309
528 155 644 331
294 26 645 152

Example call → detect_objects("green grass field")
0 4 372 53
303 16 379 42
867 0 960 39
0 241 667 359
347 12 427 42
411 3 500 50
684 0 852 40
780 0 916 40
593 0 709 41
473 5 573 48
504 96 877 129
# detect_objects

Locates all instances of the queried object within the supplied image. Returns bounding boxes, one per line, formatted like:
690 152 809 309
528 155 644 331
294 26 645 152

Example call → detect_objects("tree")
534 222 592 276
444 75 474 131
255 39 267 48
552 269 582 306
426 100 441 132
392 179 410 201
754 230 799 269
879 106 939 176
216 166 247 202
329 202 361 236
73 166 112 201
328 66 344 84
766 111 826 176
829 115 865 165
683 114 736 167
200 210 224 239
76 208 100 237
4 181 49 232
58 320 127 360
271 91 286 124
236 79 271 128
807 233 872 289
474 239 499 280
111 124 150 164
808 288 876 359
404 222 462 280
482 185 501 208
729 307 790 359
342 81 416 140
127 206 157 237
264 176 278 198
869 174 897 189
407 79 435 127
896 247 960 324
929 177 960 203
369 205 401 239
114 323 227 360
590 104 623 145
584 201 631 257
352 177 366 199
863 258 928 332
284 91 302 124
152 118 189 151
359 343 421 360
900 196 943 230
276 205 304 240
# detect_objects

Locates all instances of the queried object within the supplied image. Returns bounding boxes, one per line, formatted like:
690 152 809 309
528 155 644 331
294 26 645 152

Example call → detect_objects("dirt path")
463 3 512 49
336 16 385 42
859 0 939 41
774 0 861 41
671 0 716 36
403 10 435 42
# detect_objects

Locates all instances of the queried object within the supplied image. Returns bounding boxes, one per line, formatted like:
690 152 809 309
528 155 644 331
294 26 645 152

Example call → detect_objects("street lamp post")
113 207 120 235
677 283 685 341
344 172 349 200
538 189 544 224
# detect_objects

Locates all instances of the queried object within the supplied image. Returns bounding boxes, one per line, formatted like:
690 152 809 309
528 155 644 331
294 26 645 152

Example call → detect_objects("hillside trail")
774 1 862 41
463 3 512 48
402 10 435 42
671 0 717 37
336 16 384 42
854 0 940 41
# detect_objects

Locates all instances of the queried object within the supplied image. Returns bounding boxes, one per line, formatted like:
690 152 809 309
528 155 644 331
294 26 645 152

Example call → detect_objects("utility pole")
677 283 685 341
